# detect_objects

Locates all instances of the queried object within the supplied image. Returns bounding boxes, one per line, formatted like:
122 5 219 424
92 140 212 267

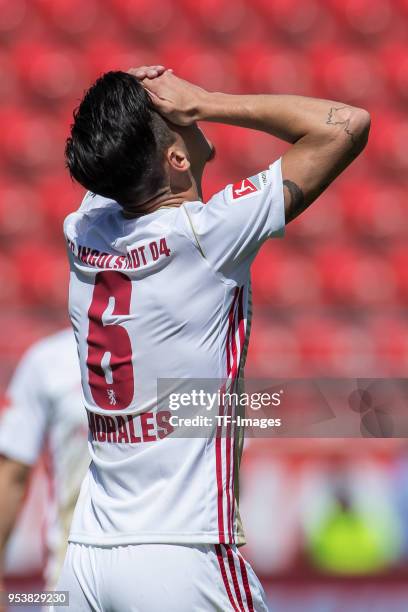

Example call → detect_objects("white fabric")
64 159 285 546
53 542 268 612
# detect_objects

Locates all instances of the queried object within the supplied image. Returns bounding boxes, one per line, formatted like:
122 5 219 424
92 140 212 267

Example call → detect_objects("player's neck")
122 183 202 218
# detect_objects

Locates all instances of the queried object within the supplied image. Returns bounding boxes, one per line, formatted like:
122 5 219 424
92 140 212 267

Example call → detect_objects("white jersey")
0 329 89 585
64 158 285 546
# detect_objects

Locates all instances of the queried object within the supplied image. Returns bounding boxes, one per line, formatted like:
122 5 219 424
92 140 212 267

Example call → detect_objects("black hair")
65 71 175 208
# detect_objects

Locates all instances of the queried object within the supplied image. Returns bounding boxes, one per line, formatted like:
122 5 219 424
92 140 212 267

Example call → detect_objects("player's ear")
166 146 191 172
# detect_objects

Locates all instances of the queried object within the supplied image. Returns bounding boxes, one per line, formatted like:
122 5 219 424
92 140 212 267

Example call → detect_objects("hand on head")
128 65 207 127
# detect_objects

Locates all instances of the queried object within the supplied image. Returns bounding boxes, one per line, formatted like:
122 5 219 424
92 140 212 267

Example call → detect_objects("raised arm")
131 68 370 223
197 93 370 223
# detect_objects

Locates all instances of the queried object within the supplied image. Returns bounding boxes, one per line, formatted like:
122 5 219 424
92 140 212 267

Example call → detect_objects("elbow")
322 105 371 154
350 107 371 152
353 107 371 135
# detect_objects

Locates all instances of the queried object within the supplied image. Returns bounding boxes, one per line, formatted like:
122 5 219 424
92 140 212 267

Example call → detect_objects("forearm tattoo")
326 106 356 144
283 179 305 221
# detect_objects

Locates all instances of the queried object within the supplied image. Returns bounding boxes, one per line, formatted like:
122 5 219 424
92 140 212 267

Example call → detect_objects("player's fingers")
128 65 166 80
146 65 170 78
128 66 147 77
128 66 150 79
146 68 161 78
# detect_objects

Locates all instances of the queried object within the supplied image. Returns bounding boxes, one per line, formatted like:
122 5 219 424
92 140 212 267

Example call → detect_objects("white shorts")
51 542 268 612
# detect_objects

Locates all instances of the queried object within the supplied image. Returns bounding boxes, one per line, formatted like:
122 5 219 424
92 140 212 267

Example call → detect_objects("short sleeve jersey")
63 159 285 546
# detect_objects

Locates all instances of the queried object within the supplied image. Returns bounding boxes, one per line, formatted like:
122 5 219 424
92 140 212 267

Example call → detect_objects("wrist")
195 91 231 122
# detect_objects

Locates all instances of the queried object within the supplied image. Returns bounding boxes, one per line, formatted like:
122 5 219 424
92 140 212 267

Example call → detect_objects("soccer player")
58 65 370 610
0 329 88 593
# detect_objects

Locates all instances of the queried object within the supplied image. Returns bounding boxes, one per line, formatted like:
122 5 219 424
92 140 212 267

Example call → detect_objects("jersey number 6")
87 271 134 410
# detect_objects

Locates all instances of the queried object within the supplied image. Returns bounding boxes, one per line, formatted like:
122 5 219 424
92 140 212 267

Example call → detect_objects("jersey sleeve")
0 345 50 466
182 158 285 279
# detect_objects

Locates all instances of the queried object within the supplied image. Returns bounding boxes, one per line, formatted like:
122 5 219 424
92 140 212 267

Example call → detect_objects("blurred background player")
0 329 88 597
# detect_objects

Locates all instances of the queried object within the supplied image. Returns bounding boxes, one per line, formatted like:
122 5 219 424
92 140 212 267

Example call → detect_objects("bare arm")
132 69 370 223
0 456 30 581
197 93 370 222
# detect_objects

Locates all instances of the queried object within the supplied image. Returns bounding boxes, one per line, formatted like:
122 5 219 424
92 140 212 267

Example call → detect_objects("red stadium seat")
287 187 346 240
295 315 377 376
325 321 378 375
252 242 321 306
0 254 20 307
206 123 285 173
234 41 312 95
108 0 179 36
327 0 402 41
0 51 19 105
157 39 239 92
0 0 31 39
84 38 156 81
337 179 407 239
389 245 408 303
379 43 408 106
295 316 337 374
252 0 327 41
180 0 253 39
33 0 100 38
0 180 44 240
397 0 408 17
367 110 408 175
309 43 385 105
0 106 65 174
13 40 87 104
248 316 302 377
201 163 238 203
14 241 69 308
370 315 408 375
0 314 63 370
37 173 85 232
315 243 397 306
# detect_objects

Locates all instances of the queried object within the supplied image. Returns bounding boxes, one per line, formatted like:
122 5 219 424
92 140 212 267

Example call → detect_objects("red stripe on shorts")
226 545 245 611
215 544 240 612
238 552 254 612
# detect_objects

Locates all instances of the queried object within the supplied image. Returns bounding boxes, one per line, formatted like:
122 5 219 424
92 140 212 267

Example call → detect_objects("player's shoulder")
76 190 119 215
22 328 76 368
63 191 121 237
38 327 76 353
182 161 281 217
218 162 282 205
